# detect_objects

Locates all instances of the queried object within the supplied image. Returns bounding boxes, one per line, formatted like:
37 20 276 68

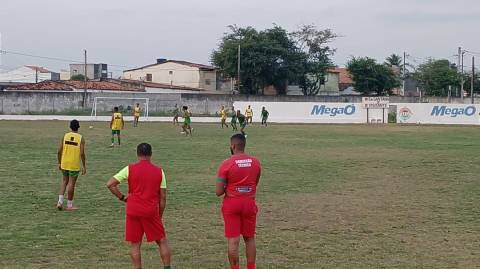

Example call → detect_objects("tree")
414 59 460 96
290 25 337 96
385 54 402 67
347 57 400 95
463 73 480 95
71 74 87 81
212 25 301 95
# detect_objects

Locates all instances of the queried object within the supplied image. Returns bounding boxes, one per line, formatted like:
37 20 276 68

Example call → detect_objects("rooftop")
124 59 216 72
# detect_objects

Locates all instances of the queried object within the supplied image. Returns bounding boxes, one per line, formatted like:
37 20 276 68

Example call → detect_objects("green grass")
0 121 479 269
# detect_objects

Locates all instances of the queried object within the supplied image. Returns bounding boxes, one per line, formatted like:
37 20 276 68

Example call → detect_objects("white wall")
124 62 203 89
233 101 387 123
396 103 480 125
0 66 53 83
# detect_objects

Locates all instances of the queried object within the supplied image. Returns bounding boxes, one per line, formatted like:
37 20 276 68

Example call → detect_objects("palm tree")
385 54 402 67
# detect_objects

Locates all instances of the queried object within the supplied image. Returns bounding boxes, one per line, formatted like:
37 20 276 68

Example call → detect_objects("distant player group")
55 103 265 269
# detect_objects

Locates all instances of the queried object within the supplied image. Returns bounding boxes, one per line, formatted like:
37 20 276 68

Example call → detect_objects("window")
205 79 211 85
146 73 152 82
169 71 173 75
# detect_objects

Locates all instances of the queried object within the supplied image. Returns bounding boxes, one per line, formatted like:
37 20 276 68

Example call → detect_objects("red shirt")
126 160 163 217
217 154 261 199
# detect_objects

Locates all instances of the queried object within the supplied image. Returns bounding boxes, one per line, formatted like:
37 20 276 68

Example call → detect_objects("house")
331 67 354 90
70 63 108 80
123 59 217 91
0 65 60 83
286 69 345 96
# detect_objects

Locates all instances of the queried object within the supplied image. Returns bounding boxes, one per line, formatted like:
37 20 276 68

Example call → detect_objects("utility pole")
471 56 475 104
237 44 241 92
402 51 406 96
83 49 87 107
35 68 38 83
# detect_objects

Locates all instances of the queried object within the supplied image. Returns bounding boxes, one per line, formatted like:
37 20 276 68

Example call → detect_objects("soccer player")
230 107 238 131
261 107 269 127
216 134 262 269
133 103 141 127
237 110 247 136
106 143 172 269
56 119 86 211
220 105 229 129
181 106 192 136
172 104 180 126
245 105 253 124
110 107 124 147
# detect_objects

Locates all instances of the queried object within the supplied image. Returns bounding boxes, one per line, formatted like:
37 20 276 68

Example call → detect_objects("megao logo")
431 106 476 117
399 107 413 122
311 104 356 116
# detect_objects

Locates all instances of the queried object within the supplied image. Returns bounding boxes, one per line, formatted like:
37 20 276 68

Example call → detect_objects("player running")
220 105 229 129
181 106 192 136
261 107 269 127
216 134 262 269
245 105 253 124
133 103 141 127
230 107 238 131
172 104 180 126
110 107 124 147
237 110 247 136
107 143 172 269
56 119 86 211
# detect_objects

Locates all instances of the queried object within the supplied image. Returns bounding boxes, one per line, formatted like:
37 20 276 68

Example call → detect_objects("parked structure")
0 65 60 83
70 63 108 80
123 59 217 91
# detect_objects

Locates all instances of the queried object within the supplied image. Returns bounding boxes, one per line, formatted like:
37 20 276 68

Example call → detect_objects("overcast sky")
1 0 479 74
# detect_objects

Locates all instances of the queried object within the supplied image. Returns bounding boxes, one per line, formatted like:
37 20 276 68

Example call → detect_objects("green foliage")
291 25 336 96
211 24 336 95
347 57 400 95
70 74 87 81
385 54 402 67
462 73 480 94
414 59 460 96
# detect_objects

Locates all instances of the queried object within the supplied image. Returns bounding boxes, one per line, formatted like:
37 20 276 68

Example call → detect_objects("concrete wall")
1 91 479 115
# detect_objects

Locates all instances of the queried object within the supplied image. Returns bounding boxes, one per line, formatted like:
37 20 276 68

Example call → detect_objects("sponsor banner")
396 103 480 125
233 102 387 123
362 97 389 109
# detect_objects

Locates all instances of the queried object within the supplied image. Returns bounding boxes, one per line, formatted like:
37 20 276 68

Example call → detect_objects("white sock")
58 195 64 204
67 200 73 208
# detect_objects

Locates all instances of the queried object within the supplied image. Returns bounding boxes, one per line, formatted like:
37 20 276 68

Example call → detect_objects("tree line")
211 24 479 97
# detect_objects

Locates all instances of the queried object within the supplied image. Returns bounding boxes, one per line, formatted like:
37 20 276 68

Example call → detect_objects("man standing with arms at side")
216 134 261 269
133 103 141 127
107 143 172 269
110 106 124 147
57 119 86 210
245 105 253 125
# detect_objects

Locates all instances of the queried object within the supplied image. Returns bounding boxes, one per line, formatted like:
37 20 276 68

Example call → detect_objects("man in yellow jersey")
220 105 229 129
110 107 124 147
57 120 86 211
133 103 141 127
245 105 253 124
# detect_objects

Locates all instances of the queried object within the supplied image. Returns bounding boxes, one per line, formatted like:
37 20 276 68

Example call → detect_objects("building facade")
0 65 60 83
123 59 217 91
70 63 108 80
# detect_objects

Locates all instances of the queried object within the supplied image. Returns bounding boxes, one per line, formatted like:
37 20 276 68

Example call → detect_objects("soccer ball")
89 126 94 129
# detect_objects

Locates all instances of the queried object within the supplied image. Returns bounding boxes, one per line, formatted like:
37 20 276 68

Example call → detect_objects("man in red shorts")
216 134 262 269
107 143 172 269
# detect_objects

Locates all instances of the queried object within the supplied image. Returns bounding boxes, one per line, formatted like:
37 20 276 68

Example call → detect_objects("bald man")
216 134 262 269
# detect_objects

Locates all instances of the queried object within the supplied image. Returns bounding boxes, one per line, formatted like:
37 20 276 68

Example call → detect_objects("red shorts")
221 197 258 238
125 214 166 242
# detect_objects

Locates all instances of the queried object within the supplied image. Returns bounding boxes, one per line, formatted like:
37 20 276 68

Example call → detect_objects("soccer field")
0 121 479 269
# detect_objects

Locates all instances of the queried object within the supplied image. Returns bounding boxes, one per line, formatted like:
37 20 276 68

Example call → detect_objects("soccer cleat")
56 203 63 211
65 206 79 211
109 144 115 148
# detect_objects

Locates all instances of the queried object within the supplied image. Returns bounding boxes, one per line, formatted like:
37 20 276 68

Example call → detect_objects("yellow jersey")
134 106 141 117
220 109 227 120
111 112 123 130
246 108 253 117
61 132 82 171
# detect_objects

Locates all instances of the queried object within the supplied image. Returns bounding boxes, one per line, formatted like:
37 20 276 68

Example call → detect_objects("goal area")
90 97 149 120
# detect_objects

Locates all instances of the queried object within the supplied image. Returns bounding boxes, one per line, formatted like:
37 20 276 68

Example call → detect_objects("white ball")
89 126 94 129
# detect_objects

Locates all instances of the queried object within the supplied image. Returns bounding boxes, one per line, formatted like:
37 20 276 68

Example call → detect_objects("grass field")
0 120 479 269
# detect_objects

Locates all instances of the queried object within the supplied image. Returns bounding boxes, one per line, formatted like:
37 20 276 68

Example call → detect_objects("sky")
0 0 479 75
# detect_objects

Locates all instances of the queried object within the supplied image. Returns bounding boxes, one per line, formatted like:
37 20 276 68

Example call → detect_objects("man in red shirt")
216 134 262 269
107 143 172 269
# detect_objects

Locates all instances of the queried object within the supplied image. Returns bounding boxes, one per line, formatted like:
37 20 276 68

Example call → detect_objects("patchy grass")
0 121 478 268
